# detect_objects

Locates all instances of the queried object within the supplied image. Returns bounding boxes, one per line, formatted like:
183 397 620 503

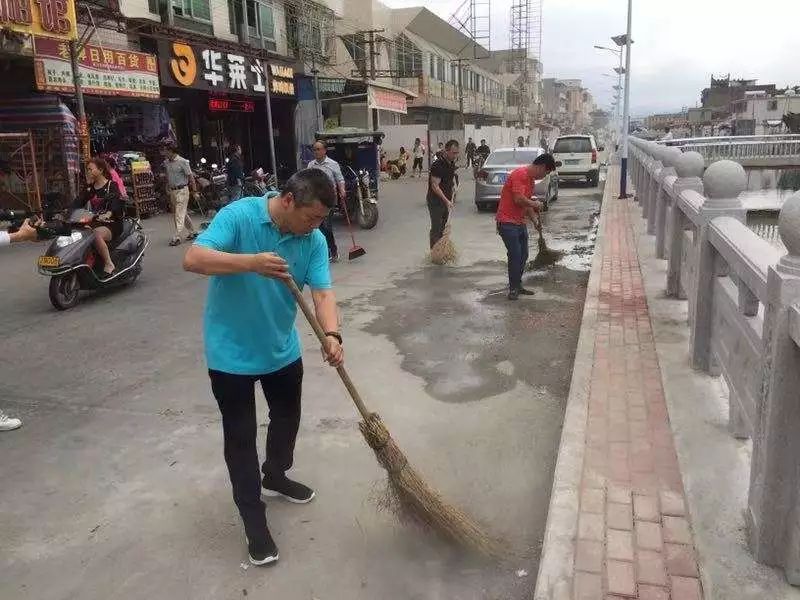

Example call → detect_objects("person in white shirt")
307 141 346 262
411 138 425 177
0 217 39 431
661 126 674 141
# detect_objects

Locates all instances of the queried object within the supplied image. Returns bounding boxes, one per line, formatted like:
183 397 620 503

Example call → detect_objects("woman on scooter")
74 157 124 276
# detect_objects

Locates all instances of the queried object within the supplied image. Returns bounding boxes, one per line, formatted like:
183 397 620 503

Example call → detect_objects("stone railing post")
666 152 705 297
654 147 682 254
689 159 747 371
746 190 800 583
643 143 662 220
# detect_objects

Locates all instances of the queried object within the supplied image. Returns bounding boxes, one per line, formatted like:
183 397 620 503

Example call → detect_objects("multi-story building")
730 91 800 136
541 78 593 133
1 0 303 180
644 112 688 132
701 75 776 112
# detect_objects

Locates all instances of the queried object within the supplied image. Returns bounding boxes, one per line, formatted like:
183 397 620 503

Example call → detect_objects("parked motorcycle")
36 209 149 310
194 158 230 211
340 165 379 229
242 167 277 197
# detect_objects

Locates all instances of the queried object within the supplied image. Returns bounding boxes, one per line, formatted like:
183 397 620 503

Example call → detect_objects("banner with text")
34 37 160 99
368 86 407 115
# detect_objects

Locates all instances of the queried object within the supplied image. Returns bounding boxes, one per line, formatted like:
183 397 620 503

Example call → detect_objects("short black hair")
445 139 459 150
533 153 557 172
284 169 337 208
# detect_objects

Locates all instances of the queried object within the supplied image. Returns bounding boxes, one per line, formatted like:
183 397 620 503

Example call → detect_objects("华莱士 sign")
158 40 295 98
33 37 160 98
1 0 77 41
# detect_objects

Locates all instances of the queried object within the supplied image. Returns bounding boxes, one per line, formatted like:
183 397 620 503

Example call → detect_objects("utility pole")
619 0 633 199
259 60 278 180
453 57 466 129
311 54 323 132
69 40 90 163
361 29 385 130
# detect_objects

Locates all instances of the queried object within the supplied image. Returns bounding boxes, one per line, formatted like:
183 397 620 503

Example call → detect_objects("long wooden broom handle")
285 279 372 421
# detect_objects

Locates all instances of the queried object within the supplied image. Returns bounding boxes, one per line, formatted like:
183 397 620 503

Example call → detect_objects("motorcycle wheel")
356 186 379 229
49 273 80 311
357 200 379 229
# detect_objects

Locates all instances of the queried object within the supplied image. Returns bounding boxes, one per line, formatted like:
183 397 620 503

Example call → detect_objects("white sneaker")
0 410 22 431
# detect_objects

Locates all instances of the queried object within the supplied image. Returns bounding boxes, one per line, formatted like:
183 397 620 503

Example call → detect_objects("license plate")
491 173 508 184
38 256 60 268
564 159 580 165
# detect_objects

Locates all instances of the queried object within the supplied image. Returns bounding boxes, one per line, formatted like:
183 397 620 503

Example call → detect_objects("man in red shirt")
496 153 557 300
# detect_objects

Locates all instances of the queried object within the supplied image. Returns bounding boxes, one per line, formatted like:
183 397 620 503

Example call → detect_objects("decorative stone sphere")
779 190 800 257
675 151 705 179
662 147 682 168
703 160 747 199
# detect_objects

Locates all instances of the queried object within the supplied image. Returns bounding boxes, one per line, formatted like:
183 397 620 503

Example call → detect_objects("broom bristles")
430 223 457 265
359 413 503 559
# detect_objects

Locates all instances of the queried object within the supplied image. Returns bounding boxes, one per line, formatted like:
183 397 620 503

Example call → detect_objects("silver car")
473 147 558 212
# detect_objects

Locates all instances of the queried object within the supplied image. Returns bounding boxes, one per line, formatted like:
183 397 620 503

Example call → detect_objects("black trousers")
427 197 448 249
209 359 303 540
318 211 337 257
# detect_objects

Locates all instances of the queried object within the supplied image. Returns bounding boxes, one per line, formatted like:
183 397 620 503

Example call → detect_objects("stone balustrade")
628 137 800 585
657 134 800 169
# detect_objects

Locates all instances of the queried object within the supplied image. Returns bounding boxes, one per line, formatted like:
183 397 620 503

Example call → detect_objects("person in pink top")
105 156 128 199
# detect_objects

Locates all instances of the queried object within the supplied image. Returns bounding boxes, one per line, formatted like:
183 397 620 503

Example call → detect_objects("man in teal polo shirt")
183 169 343 567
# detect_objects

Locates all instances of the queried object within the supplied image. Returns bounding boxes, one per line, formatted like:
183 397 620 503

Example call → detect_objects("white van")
552 134 602 187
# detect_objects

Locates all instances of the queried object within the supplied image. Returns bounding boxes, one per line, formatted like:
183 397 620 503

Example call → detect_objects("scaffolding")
284 0 336 64
509 0 542 125
449 0 491 58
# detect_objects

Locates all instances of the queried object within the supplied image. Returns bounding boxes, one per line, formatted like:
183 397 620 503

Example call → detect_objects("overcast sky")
382 0 800 117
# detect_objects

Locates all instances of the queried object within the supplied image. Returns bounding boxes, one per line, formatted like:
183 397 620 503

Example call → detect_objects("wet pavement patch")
341 193 602 405
342 262 588 403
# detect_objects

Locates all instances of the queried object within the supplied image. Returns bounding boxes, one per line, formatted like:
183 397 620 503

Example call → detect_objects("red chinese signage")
209 98 255 113
34 37 160 98
0 0 77 40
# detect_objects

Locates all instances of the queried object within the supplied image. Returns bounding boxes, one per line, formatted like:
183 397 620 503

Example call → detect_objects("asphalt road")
0 171 603 600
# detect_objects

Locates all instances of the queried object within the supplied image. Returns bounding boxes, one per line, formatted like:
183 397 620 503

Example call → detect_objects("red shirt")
496 166 533 225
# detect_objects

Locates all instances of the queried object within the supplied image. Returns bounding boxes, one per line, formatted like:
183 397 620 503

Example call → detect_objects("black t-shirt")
477 144 490 157
465 141 476 154
427 157 456 203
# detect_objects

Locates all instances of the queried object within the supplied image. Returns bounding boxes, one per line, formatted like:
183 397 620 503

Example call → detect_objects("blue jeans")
497 222 529 291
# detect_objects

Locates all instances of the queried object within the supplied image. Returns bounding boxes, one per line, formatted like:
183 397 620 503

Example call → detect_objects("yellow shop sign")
1 0 78 41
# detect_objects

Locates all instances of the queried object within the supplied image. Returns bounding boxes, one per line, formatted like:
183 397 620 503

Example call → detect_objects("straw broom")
286 279 501 559
529 213 563 269
430 215 457 265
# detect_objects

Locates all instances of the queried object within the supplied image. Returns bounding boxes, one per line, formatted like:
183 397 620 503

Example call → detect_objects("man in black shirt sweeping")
426 139 459 249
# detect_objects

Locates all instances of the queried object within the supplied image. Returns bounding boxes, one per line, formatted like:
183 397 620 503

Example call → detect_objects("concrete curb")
533 167 616 599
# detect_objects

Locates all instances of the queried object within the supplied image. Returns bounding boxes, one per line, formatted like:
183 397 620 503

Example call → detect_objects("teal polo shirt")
195 195 331 375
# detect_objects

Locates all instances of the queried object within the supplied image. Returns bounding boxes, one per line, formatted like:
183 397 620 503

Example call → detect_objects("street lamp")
595 44 628 144
614 1 633 199
594 45 621 55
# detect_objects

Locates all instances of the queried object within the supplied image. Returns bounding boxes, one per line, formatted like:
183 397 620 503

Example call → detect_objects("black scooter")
36 209 149 310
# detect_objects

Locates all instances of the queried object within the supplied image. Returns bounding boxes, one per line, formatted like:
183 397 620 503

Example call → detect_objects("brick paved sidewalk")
567 171 704 600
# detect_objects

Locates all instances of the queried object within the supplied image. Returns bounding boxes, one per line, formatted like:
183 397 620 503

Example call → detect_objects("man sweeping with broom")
427 139 460 260
183 169 343 566
496 153 557 300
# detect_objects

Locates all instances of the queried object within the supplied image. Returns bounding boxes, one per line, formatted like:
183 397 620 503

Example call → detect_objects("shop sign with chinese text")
1 0 77 41
34 37 160 98
368 86 407 114
158 40 295 98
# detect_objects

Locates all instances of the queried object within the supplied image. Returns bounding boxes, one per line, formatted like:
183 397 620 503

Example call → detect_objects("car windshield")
484 150 540 166
553 138 592 153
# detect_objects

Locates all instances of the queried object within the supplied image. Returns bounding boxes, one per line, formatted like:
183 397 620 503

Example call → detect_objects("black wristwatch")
325 331 343 345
